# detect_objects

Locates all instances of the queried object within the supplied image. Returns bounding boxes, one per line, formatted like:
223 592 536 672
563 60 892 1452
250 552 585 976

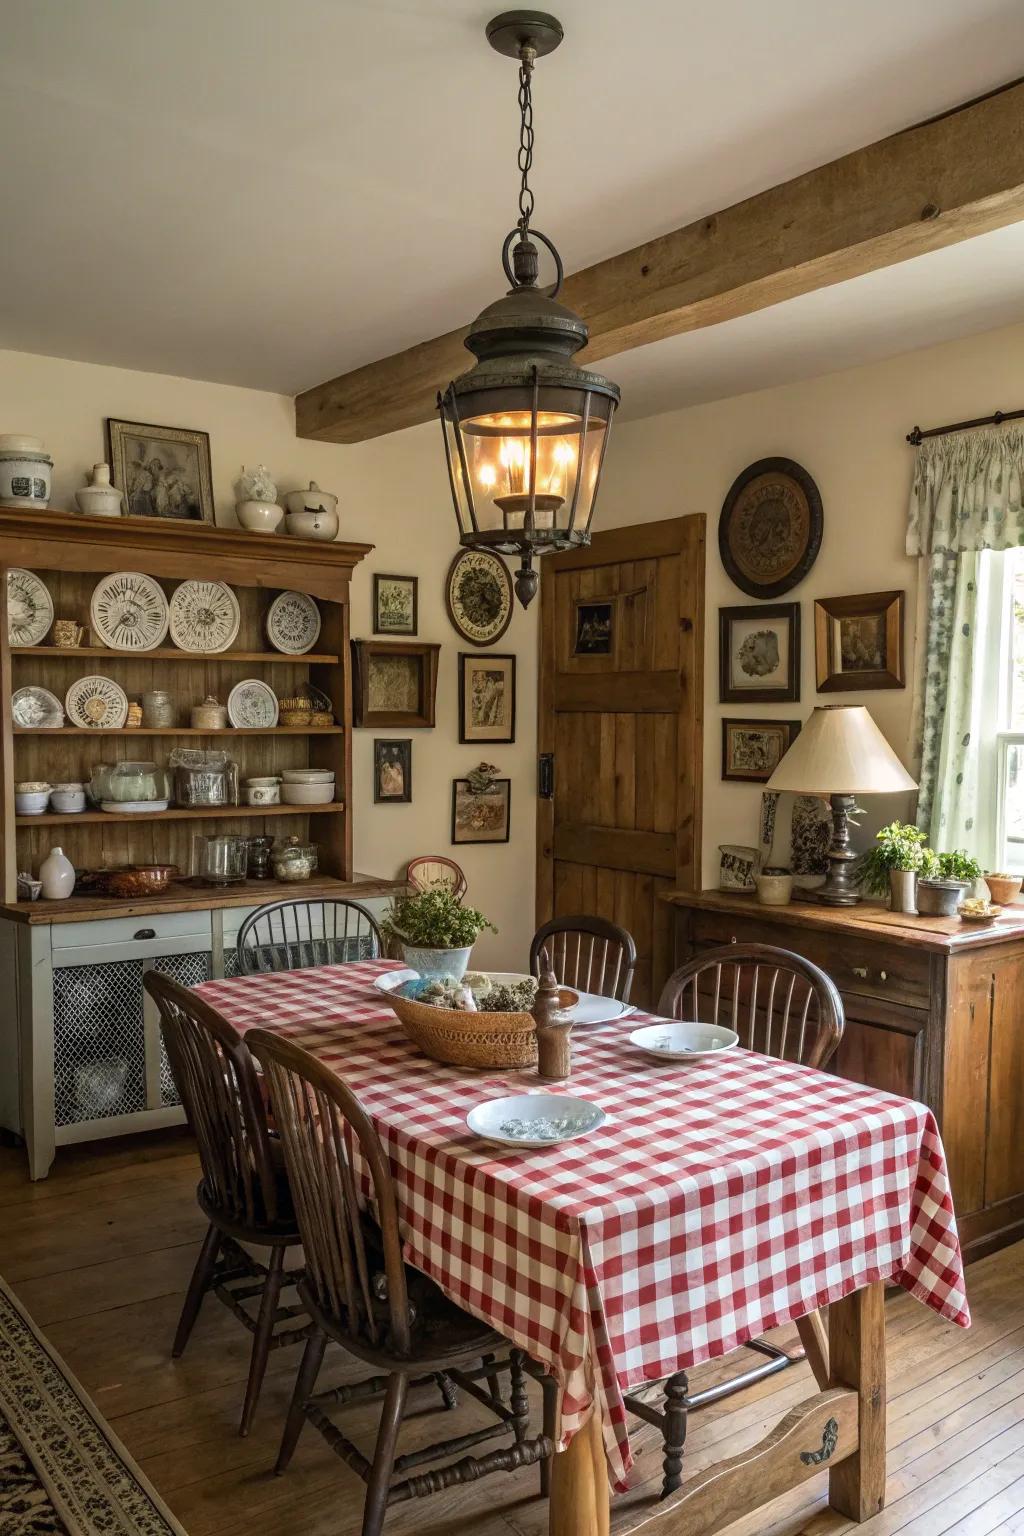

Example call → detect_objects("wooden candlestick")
533 945 572 1081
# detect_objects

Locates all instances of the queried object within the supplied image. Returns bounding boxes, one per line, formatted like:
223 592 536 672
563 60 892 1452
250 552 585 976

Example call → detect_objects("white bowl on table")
281 781 335 805
466 1092 607 1149
629 1021 739 1062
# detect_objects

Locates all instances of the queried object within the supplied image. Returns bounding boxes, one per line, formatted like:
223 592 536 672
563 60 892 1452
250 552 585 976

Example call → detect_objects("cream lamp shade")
767 705 917 795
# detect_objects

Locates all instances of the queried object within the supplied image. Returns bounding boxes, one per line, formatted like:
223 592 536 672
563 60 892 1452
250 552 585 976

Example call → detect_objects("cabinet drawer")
51 909 212 954
689 912 932 1011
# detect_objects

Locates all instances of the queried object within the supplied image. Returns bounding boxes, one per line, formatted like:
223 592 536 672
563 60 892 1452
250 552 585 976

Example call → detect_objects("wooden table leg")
828 1282 886 1521
549 1402 611 1536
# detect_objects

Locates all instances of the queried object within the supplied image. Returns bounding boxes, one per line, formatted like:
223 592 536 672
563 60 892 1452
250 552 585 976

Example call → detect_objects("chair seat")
398 1261 505 1361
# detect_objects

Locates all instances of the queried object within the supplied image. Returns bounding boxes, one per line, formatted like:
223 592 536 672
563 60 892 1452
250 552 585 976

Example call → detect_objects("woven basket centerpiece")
379 973 578 1070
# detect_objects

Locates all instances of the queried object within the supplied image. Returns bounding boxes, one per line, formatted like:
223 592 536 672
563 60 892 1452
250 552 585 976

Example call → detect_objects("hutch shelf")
0 507 403 1179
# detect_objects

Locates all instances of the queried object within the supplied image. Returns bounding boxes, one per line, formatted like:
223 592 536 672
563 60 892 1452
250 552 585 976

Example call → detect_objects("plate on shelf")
100 800 170 814
7 569 53 647
227 678 279 729
466 1093 607 1149
629 1021 739 1062
12 685 64 728
169 580 241 653
65 675 129 729
266 590 321 655
90 571 169 651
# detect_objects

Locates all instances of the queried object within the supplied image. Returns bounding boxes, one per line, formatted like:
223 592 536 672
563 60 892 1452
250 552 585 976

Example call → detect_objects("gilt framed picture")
722 718 801 782
458 652 516 744
719 603 800 703
814 590 905 691
106 418 214 522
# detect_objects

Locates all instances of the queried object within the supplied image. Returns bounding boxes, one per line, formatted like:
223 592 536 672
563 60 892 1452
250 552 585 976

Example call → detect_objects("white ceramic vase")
236 499 284 532
40 846 76 899
76 463 125 518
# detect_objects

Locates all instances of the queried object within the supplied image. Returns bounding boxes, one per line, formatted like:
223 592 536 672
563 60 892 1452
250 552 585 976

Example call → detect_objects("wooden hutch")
0 508 396 1178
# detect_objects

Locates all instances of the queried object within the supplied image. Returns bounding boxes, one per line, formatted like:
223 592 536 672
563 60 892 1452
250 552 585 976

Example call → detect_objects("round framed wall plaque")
445 550 513 646
718 458 823 598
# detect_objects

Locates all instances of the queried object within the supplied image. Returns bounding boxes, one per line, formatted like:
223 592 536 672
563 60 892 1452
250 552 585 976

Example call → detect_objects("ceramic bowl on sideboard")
244 777 281 806
281 782 335 805
16 783 51 815
280 768 335 785
236 499 284 532
283 508 339 541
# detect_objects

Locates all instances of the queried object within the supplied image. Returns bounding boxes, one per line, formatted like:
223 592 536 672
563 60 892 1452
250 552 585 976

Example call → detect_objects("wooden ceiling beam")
295 79 1024 443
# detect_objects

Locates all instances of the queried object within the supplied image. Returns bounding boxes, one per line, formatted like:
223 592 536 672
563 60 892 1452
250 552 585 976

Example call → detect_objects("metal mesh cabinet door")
52 960 147 1127
149 951 213 1106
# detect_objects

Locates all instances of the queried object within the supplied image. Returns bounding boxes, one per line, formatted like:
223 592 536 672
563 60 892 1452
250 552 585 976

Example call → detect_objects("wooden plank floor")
2 1128 1023 1536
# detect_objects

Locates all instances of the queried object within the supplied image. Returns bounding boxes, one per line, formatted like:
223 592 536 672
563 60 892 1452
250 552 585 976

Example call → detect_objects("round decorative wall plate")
90 571 169 651
65 675 129 729
12 685 64 728
227 678 279 729
445 549 513 646
7 569 53 647
265 590 322 655
168 580 241 654
718 458 823 598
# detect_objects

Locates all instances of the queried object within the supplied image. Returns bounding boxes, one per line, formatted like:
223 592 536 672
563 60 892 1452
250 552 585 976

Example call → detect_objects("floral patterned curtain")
908 425 1024 854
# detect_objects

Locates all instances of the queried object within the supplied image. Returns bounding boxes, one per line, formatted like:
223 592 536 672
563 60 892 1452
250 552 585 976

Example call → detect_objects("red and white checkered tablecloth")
195 959 970 1489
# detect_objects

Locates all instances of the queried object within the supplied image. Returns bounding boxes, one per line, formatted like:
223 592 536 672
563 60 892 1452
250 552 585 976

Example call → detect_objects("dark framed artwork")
445 549 514 646
719 603 800 703
451 777 511 844
458 652 516 744
106 418 214 523
815 590 905 691
574 599 614 656
722 718 801 783
373 574 418 636
719 457 823 598
351 639 440 728
373 739 412 803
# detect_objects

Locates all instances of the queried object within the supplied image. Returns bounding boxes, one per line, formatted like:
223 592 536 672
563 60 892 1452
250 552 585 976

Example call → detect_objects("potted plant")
856 821 929 914
918 849 983 916
382 885 496 981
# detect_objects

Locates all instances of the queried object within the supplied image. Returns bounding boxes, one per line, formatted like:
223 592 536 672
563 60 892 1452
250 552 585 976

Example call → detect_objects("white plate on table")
483 972 631 1026
630 1021 739 1062
466 1093 607 1149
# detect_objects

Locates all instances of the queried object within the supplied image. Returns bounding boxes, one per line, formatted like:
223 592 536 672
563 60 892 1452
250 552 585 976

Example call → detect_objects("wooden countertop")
659 888 1024 953
0 872 405 925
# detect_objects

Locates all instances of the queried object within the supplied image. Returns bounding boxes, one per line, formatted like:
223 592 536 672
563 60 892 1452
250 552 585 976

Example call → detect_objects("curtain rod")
906 409 1024 445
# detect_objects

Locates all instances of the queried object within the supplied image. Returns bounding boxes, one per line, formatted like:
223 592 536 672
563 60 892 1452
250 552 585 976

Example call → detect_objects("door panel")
537 516 705 1009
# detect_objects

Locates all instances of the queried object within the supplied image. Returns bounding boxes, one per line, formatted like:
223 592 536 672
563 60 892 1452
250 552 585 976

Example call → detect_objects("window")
995 550 1024 873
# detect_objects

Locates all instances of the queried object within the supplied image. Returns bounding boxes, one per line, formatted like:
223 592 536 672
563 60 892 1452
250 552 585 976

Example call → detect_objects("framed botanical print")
458 652 516 744
373 574 418 636
814 590 905 691
351 640 440 728
452 776 511 844
106 418 214 523
721 718 801 782
719 603 800 703
374 739 412 803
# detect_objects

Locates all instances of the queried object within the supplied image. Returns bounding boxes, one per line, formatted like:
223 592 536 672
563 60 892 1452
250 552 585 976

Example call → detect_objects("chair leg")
509 1348 529 1442
661 1370 688 1499
276 1326 327 1475
172 1223 221 1359
362 1371 408 1536
539 1371 559 1497
239 1244 286 1437
481 1350 502 1405
434 1371 459 1410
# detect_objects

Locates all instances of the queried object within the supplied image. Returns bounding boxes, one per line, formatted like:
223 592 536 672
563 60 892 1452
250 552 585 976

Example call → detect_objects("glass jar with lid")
271 835 318 883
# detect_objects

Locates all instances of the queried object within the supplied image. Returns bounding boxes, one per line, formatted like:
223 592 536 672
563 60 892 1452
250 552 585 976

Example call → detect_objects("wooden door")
536 516 705 1008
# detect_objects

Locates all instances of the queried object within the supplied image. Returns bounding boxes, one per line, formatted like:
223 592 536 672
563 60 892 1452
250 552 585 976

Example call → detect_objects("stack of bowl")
281 768 335 805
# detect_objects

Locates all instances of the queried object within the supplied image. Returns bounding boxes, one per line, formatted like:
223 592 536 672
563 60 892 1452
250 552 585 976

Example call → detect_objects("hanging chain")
516 49 536 234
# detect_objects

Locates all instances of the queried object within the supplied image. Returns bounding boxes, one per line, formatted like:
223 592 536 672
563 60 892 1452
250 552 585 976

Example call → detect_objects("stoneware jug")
40 846 76 899
76 463 125 518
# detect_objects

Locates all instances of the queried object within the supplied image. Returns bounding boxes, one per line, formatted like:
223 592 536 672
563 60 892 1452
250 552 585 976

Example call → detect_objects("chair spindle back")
530 916 637 1003
405 855 468 900
236 899 383 976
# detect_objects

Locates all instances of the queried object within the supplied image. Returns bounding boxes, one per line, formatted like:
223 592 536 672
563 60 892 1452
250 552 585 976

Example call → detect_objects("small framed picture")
374 739 412 803
574 599 614 656
373 573 418 636
815 590 905 692
719 603 800 703
722 718 801 783
452 777 511 844
106 418 214 522
459 652 516 744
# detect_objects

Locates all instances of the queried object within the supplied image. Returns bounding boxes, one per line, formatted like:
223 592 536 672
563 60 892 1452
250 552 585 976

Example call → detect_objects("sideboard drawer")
690 911 932 1011
51 909 211 955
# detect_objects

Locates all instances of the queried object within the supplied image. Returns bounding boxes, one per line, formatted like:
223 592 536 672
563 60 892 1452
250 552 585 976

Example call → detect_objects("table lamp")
767 704 917 906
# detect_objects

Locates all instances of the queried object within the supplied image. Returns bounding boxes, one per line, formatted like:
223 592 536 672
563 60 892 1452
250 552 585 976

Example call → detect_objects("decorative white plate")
100 799 170 813
466 1093 607 1149
90 572 169 651
266 590 321 655
65 675 129 729
169 580 241 654
570 993 633 1026
629 1021 739 1061
12 685 64 728
227 678 279 729
7 569 53 646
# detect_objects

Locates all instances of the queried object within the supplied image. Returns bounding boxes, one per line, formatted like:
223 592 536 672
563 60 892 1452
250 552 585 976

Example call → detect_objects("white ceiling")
1 0 1023 413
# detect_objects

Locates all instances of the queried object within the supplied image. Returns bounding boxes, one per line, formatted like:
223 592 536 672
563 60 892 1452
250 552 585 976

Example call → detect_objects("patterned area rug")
0 1275 187 1535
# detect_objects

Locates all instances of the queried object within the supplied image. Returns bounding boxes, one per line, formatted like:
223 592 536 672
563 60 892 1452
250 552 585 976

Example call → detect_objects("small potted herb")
856 821 929 914
918 849 983 916
382 885 496 981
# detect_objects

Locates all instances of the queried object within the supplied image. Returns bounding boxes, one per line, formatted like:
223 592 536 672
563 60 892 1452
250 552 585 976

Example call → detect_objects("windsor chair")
405 854 468 900
246 1029 555 1535
529 915 637 1003
236 898 383 975
625 942 844 1497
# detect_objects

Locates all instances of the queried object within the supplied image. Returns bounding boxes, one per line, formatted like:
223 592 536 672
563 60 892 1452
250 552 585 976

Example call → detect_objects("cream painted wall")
0 348 537 968
598 319 1024 884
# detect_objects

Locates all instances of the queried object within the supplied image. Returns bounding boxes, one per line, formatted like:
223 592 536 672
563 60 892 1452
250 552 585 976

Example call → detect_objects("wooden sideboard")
662 889 1024 1263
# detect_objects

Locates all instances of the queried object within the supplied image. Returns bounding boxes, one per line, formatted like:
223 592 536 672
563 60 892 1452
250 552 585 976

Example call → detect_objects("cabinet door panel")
986 954 1024 1208
832 1014 920 1099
